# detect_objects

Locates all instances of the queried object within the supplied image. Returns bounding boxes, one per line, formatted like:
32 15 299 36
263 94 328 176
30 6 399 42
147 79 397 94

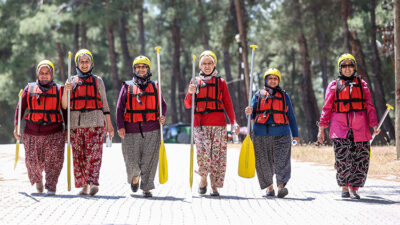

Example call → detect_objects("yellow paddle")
189 55 196 189
14 89 23 170
155 46 168 184
369 104 394 159
67 51 72 191
238 45 258 178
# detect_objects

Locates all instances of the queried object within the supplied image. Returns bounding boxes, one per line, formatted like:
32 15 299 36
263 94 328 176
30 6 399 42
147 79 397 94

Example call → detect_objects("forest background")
0 0 396 144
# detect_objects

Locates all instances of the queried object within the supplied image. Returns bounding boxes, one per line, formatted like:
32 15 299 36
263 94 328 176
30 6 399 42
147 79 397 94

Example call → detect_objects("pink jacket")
319 78 378 142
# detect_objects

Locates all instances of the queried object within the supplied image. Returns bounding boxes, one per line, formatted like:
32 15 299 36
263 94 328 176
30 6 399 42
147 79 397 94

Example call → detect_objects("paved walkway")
0 143 399 225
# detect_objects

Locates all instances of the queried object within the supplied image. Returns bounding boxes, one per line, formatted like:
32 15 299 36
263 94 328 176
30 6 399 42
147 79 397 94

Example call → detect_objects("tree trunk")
350 31 372 83
106 24 120 104
119 16 133 80
234 0 250 99
292 0 320 143
81 22 87 49
197 0 210 49
370 0 395 142
170 10 180 124
56 43 65 82
223 49 238 124
74 23 79 53
394 0 400 158
138 0 145 55
341 0 352 52
313 5 329 94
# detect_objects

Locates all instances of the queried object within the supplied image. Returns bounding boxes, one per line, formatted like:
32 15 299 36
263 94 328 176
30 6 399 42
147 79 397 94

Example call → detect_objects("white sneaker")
46 190 56 196
89 185 99 196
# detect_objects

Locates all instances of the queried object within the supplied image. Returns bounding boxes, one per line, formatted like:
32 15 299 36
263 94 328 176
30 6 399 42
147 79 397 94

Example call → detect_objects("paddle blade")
67 144 71 191
14 141 20 170
238 134 255 178
159 141 168 184
190 147 194 188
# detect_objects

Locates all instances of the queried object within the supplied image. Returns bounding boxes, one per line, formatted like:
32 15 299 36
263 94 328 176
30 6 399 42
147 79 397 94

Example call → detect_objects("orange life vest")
195 76 224 114
333 76 365 113
124 80 159 123
25 83 63 124
254 89 289 125
70 75 103 111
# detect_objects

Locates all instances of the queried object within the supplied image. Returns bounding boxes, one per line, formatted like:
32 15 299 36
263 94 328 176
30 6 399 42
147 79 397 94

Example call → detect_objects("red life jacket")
254 89 289 125
124 80 159 123
333 76 365 113
195 76 224 114
25 83 63 124
71 75 103 111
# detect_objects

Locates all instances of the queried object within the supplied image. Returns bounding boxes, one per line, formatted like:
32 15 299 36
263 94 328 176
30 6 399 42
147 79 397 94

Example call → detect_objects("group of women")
14 48 379 200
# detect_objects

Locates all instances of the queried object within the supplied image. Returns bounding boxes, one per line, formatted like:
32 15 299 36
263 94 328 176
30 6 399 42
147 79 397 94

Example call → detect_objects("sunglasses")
341 64 354 69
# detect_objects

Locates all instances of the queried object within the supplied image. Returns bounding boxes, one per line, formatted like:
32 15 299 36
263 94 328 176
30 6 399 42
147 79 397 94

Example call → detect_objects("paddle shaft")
67 53 71 144
17 90 22 137
190 57 196 148
156 47 164 141
370 107 392 144
246 48 257 133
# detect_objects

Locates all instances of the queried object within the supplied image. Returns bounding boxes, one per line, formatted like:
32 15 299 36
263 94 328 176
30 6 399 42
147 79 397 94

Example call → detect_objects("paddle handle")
246 45 258 133
155 46 164 141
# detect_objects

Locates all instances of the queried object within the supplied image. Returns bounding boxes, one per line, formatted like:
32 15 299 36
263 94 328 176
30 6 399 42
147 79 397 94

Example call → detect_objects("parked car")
163 122 191 144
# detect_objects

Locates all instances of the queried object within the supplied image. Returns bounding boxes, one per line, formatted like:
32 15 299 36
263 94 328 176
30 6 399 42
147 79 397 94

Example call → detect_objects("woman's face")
78 55 91 73
38 67 51 82
266 75 279 88
200 56 215 75
341 59 355 77
135 63 148 77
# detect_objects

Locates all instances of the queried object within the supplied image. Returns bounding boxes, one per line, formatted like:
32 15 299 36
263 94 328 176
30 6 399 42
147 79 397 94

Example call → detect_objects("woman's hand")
232 123 240 135
245 107 253 115
159 116 166 125
317 127 325 144
118 128 126 139
107 122 114 138
293 137 300 146
13 127 21 141
64 81 73 91
373 126 381 135
188 84 196 94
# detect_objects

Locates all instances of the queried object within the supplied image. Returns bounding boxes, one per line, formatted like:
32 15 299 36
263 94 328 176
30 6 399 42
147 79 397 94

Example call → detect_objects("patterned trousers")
252 134 291 189
23 131 65 191
70 126 105 188
194 126 227 188
333 129 370 188
122 130 160 191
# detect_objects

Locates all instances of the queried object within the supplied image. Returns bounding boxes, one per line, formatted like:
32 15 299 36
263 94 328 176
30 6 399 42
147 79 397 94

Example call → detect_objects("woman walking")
116 55 167 198
318 53 380 199
14 60 66 195
62 49 114 196
245 68 299 198
184 50 239 196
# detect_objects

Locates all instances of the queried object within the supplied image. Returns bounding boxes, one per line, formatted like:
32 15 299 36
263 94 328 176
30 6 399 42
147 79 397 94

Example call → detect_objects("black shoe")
198 182 207 195
143 191 152 198
350 192 360 199
131 182 139 193
277 188 288 198
210 191 220 197
266 189 275 197
341 191 350 198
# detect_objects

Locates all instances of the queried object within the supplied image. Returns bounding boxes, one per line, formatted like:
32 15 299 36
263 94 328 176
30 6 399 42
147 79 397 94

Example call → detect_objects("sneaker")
79 185 89 195
131 182 139 193
266 189 275 197
89 185 99 196
341 191 350 198
350 191 360 199
198 182 207 195
36 182 44 193
210 191 220 197
46 190 56 196
143 191 152 198
277 188 288 198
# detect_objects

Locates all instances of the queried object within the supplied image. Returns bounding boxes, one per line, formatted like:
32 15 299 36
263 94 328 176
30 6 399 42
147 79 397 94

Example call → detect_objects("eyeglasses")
341 64 354 69
201 62 214 67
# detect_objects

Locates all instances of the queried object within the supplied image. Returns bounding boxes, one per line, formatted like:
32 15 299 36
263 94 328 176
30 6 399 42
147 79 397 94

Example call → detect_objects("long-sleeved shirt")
184 77 236 126
14 84 67 136
116 82 167 134
250 91 299 137
318 78 378 142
